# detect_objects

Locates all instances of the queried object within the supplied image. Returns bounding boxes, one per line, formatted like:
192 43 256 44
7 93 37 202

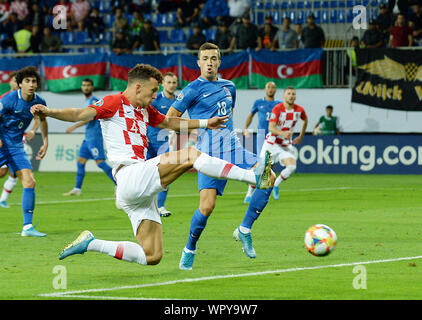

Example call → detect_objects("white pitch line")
38 255 422 299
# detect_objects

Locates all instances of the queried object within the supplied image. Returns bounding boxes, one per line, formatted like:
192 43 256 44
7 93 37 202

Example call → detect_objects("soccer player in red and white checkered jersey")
260 86 308 200
31 63 274 267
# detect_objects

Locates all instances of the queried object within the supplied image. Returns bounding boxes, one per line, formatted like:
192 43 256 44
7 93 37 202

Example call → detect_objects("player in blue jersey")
167 43 276 270
147 72 178 217
0 66 49 237
63 79 116 196
242 81 280 203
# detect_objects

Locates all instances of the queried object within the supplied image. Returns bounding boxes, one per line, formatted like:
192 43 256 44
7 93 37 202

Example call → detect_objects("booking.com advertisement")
26 133 421 174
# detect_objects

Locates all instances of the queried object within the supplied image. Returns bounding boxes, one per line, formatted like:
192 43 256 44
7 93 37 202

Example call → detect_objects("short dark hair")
128 64 163 85
16 66 40 85
198 42 221 59
82 78 93 85
326 105 333 110
163 71 177 79
10 71 18 79
285 86 296 91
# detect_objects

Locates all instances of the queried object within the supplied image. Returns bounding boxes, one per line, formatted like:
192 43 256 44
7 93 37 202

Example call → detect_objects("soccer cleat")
158 207 172 217
254 151 273 189
179 248 196 270
63 188 81 196
0 201 10 208
21 226 46 237
272 186 280 200
243 195 251 204
59 230 94 260
233 227 256 258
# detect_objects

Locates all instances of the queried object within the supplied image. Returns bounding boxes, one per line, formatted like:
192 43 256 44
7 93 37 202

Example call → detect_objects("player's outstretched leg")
0 175 17 208
157 188 171 217
63 162 85 196
234 151 273 258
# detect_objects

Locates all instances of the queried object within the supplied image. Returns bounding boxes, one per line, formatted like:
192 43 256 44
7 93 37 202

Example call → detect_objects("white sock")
193 153 256 185
239 226 251 234
274 165 296 187
246 184 256 196
0 176 17 202
87 239 147 265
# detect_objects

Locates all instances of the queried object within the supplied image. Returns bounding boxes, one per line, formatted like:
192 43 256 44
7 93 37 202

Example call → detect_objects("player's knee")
199 201 215 216
287 164 296 174
22 176 36 188
145 250 163 265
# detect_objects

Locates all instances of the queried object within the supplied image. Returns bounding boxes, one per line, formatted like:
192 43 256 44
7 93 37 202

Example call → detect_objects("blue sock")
22 188 35 227
97 161 116 185
241 188 273 230
157 188 168 208
75 162 85 189
186 209 209 251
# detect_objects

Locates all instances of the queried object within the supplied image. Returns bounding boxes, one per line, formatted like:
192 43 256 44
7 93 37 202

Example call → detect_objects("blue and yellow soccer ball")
304 224 337 257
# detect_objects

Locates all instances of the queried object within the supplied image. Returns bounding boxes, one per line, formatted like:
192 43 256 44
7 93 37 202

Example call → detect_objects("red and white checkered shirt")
89 93 166 168
71 0 90 22
266 102 307 146
10 0 28 21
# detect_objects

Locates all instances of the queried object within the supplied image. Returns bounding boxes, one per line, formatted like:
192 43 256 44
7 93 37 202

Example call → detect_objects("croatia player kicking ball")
262 86 308 199
31 64 274 267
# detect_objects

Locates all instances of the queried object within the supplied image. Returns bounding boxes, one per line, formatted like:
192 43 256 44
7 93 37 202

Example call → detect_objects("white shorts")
260 141 297 164
114 156 165 236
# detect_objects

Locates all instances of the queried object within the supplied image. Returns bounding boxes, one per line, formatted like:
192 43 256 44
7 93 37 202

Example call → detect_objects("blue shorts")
198 147 257 196
78 139 106 160
147 141 169 159
0 146 32 176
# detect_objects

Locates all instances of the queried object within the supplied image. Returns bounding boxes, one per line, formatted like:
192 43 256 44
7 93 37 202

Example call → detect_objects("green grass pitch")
0 172 421 300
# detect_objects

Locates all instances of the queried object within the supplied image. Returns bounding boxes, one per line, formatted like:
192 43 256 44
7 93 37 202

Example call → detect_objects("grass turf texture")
0 172 421 300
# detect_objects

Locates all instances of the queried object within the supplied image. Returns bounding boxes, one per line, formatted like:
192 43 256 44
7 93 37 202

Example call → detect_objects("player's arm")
36 115 49 160
66 120 91 133
293 117 308 145
26 116 41 140
30 104 97 122
157 115 229 132
243 113 254 138
268 122 293 140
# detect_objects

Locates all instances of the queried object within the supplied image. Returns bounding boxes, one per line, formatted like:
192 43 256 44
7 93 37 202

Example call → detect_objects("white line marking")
38 255 422 299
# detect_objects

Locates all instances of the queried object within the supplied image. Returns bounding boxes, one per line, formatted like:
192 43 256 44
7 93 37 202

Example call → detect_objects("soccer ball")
304 224 337 256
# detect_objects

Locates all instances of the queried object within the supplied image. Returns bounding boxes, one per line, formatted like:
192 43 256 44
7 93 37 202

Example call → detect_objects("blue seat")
158 30 168 43
297 10 305 24
272 11 280 24
255 1 264 9
98 0 110 13
281 1 288 9
330 10 338 23
304 0 312 8
321 10 329 23
312 10 321 24
205 28 216 41
75 31 89 44
330 0 338 8
60 31 74 44
338 1 346 7
338 9 346 23
287 0 296 9
256 11 265 25
170 29 185 43
297 1 304 9
346 9 354 23
313 1 321 8
346 0 355 7
322 1 329 8
288 10 296 24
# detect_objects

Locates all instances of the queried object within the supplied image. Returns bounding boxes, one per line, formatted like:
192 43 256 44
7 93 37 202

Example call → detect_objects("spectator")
199 0 230 29
175 0 200 28
361 20 384 48
227 0 250 23
28 2 44 28
376 4 394 42
40 0 57 16
271 17 298 50
112 30 132 55
313 105 340 136
215 20 231 51
388 0 411 15
130 11 144 38
41 26 62 52
1 12 20 50
113 7 129 39
30 25 42 53
13 21 32 53
409 2 422 45
389 12 413 47
295 23 304 48
11 0 29 22
70 0 90 31
346 36 359 82
87 7 105 42
228 13 258 52
186 23 206 50
0 0 11 25
134 19 160 52
301 13 325 48
256 15 278 51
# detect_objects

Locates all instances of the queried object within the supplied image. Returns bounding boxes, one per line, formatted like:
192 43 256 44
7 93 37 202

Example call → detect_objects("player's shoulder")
2 89 18 101
273 102 285 111
98 93 124 106
34 92 46 105
294 104 306 112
